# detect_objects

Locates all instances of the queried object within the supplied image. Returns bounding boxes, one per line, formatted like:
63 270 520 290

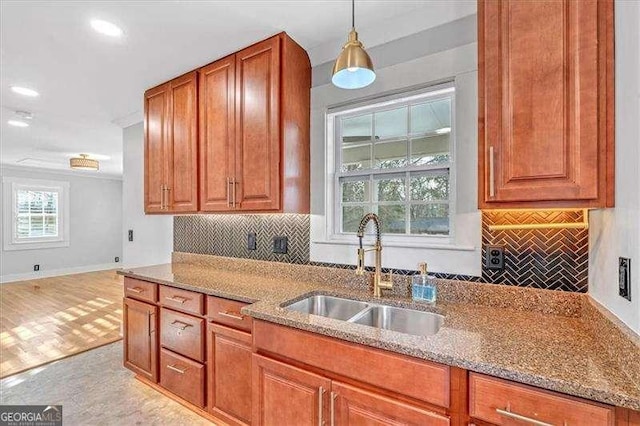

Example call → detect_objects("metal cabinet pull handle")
227 177 232 207
232 179 237 208
164 187 171 209
165 295 188 304
169 320 191 330
489 146 495 197
330 391 337 426
127 287 144 294
147 311 155 336
160 185 165 209
318 387 324 426
167 364 186 374
495 408 553 426
218 311 244 321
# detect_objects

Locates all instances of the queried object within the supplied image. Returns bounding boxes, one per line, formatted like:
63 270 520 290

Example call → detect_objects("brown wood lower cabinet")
123 297 158 382
159 348 205 408
252 354 331 426
207 322 252 425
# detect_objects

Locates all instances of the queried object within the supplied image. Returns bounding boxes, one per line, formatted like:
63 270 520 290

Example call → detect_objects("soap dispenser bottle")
412 262 437 303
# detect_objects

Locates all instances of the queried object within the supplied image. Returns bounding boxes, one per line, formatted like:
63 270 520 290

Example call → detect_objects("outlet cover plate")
619 257 631 301
273 236 288 254
485 245 505 271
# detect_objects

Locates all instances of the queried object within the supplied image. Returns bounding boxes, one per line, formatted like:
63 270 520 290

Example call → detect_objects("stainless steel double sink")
285 295 443 337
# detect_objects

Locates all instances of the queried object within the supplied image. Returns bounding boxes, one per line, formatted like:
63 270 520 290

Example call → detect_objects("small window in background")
334 86 454 237
15 190 59 239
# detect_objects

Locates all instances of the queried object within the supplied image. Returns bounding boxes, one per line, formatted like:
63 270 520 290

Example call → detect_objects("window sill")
3 240 70 251
312 238 476 252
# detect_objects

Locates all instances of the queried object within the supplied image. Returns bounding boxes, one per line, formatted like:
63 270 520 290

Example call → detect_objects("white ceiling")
0 1 476 177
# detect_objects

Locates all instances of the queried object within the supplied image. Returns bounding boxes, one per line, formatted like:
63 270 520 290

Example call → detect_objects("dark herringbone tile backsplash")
174 210 588 292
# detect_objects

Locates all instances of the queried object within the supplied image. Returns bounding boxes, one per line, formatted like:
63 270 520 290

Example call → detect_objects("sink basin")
286 295 370 321
350 305 444 337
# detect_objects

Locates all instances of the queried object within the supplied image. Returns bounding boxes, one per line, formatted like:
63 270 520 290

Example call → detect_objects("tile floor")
0 342 212 425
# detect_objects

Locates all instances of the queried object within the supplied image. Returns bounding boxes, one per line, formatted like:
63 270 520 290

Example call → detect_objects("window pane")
342 114 372 144
379 205 406 234
341 144 371 172
44 192 58 214
342 179 369 203
29 192 43 213
374 107 407 140
411 135 450 166
411 174 449 201
16 216 30 237
342 205 367 233
17 191 30 213
410 99 451 134
376 176 405 202
44 216 58 236
30 215 44 236
410 204 449 235
374 140 407 169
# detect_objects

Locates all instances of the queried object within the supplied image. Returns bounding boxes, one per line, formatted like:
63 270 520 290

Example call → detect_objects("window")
332 85 454 237
3 178 70 251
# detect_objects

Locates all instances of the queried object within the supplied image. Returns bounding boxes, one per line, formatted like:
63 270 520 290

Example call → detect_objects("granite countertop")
119 262 640 411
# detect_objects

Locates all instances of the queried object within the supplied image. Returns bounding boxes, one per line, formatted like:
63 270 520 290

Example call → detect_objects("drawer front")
160 348 205 408
207 296 252 332
469 373 615 426
160 308 204 362
160 285 204 315
124 277 157 303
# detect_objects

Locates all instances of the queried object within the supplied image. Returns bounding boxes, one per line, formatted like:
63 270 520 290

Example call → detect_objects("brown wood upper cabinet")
199 33 311 213
478 0 614 209
144 71 198 213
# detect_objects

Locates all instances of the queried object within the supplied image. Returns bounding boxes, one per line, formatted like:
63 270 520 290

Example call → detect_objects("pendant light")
331 0 376 89
70 154 99 171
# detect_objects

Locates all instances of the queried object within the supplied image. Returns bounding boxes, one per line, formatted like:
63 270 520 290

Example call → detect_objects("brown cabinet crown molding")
478 0 614 209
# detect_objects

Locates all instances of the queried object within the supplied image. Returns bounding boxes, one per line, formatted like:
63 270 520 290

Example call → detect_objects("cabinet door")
235 36 281 211
144 82 170 213
207 323 252 425
167 71 198 212
123 297 158 382
478 0 611 207
331 381 450 426
252 354 331 426
199 56 236 212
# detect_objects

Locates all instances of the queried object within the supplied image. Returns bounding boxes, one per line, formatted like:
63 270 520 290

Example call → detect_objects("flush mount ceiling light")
90 19 123 37
70 154 99 171
331 0 376 90
11 86 39 97
7 120 29 128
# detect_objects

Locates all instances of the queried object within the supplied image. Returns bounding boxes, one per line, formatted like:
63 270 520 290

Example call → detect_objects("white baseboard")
0 263 121 283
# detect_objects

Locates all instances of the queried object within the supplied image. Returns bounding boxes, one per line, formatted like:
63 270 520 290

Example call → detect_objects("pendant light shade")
332 1 375 89
70 154 99 171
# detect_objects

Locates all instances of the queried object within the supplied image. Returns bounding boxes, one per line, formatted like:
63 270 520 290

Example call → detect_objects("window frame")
2 177 70 251
327 83 456 244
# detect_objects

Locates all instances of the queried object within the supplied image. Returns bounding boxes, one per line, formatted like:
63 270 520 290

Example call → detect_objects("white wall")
310 40 481 275
0 166 123 281
122 122 173 268
588 1 640 335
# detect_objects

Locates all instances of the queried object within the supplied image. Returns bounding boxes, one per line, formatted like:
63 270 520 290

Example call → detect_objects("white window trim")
2 177 70 251
325 82 458 247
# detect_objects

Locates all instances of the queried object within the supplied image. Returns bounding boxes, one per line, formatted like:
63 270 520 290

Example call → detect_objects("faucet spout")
354 213 393 297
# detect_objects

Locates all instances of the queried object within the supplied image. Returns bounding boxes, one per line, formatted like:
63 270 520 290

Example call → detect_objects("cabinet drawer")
160 308 204 362
160 285 204 315
207 296 252 332
469 373 614 426
160 348 205 408
124 277 157 303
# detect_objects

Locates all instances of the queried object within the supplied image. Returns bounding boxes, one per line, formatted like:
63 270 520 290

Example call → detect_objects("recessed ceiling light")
435 127 451 134
90 19 123 37
11 86 39 97
8 120 29 128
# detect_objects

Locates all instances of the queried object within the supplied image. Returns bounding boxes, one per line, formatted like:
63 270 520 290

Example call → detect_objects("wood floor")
0 270 124 378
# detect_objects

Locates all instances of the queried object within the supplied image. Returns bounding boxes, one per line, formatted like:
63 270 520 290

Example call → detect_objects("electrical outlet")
128 230 134 242
115 257 120 263
485 245 504 270
273 236 288 254
33 264 40 272
619 257 631 301
248 232 257 251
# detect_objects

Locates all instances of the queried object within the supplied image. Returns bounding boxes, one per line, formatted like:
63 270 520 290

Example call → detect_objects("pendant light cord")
352 0 355 29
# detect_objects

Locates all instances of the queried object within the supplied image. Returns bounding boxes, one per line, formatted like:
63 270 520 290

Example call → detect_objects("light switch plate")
619 257 631 301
